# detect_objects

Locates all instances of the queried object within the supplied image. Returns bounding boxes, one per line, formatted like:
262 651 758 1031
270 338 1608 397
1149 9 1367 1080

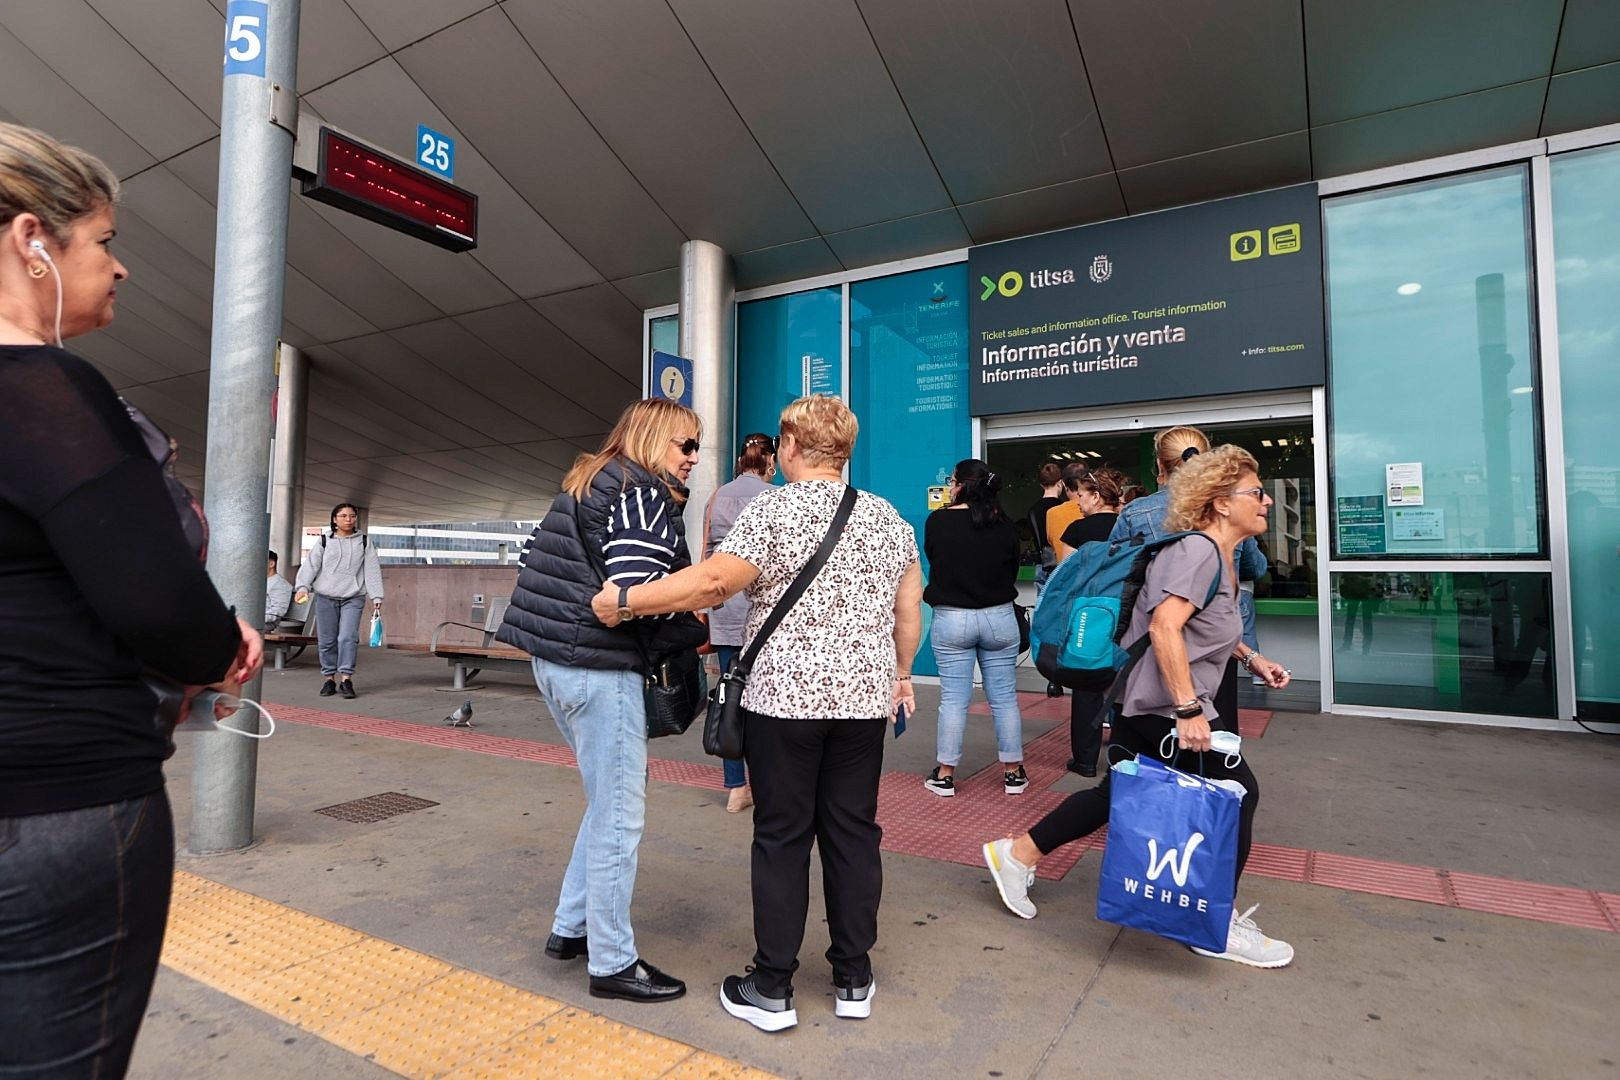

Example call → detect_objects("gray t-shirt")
1118 535 1239 723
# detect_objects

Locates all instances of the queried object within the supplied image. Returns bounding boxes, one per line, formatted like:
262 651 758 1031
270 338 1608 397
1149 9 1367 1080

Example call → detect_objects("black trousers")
1027 714 1259 890
1212 657 1240 735
742 711 886 997
1069 688 1106 772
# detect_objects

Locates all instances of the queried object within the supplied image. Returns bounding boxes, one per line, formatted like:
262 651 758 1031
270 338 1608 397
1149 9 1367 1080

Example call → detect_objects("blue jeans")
930 604 1024 766
314 592 366 676
531 656 648 977
0 791 174 1078
714 646 748 789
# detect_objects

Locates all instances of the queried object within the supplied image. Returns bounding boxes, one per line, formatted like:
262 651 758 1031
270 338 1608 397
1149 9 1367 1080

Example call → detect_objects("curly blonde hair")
779 394 857 469
1165 445 1259 531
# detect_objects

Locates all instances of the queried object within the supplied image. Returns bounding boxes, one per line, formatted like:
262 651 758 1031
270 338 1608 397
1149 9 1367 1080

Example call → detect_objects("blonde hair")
0 123 119 243
779 394 857 469
1165 445 1260 531
1153 425 1211 479
562 398 702 503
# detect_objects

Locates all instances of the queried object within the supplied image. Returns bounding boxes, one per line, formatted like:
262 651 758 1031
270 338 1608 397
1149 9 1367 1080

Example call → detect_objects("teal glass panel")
648 315 678 365
735 288 842 451
1331 571 1555 718
1324 167 1544 557
851 266 972 677
1551 144 1620 718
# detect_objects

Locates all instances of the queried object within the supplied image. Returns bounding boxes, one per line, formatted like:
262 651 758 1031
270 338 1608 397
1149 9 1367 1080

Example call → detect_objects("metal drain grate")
315 791 439 823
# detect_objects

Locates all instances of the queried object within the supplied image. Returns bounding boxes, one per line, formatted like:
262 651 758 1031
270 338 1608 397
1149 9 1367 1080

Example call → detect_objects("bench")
431 596 530 690
265 596 316 671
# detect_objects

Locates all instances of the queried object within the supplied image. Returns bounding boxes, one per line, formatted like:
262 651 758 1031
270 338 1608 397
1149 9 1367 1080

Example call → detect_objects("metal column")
269 342 308 582
678 240 735 531
192 0 302 854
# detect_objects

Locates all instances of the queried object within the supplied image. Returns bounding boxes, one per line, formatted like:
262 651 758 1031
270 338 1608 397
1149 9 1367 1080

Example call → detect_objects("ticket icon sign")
1268 223 1302 255
1230 230 1262 261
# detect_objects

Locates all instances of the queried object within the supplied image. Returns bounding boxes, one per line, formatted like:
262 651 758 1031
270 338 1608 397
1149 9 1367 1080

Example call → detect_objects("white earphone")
28 238 52 262
26 238 63 346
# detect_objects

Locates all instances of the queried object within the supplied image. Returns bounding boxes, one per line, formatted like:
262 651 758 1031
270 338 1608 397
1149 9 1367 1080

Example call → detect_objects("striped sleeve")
604 486 680 600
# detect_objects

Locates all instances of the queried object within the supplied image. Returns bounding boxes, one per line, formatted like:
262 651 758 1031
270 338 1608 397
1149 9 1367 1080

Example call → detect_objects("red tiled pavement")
269 701 1617 934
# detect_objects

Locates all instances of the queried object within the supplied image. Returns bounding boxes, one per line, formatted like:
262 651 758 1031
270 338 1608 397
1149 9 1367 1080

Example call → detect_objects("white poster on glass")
1385 461 1425 506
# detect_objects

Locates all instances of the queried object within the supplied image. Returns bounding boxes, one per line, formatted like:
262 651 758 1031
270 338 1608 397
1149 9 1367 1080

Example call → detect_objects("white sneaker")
833 976 875 1019
983 839 1036 919
1191 904 1294 969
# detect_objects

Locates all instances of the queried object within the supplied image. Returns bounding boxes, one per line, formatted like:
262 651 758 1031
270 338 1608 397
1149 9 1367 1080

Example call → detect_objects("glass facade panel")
648 314 678 366
1324 168 1544 557
735 288 842 447
1331 571 1556 717
1550 144 1620 718
850 267 972 676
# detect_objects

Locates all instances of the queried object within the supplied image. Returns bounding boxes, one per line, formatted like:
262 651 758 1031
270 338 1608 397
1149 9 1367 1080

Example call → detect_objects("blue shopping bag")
1096 756 1242 953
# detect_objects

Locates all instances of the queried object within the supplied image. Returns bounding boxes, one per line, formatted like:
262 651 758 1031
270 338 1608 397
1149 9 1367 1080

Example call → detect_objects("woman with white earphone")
0 122 263 1078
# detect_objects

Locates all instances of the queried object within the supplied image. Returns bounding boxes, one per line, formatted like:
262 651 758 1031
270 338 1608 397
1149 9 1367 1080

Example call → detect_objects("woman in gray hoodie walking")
294 502 385 698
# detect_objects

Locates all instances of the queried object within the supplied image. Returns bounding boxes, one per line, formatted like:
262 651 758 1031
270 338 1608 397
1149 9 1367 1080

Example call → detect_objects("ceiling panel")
303 359 463 457
512 439 604 473
1311 81 1547 177
305 55 604 298
109 280 210 356
1116 132 1311 214
1304 0 1561 125
284 199 442 330
861 0 1111 202
282 268 377 343
1 0 215 159
1540 62 1620 136
74 332 181 389
733 237 844 292
426 446 565 491
669 0 950 232
396 9 686 280
96 304 209 377
86 0 223 123
294 0 387 92
0 26 154 178
529 284 645 384
1072 0 1305 168
117 166 219 268
505 0 815 254
111 249 212 330
1554 0 1620 73
611 268 680 311
343 0 494 53
384 319 576 438
454 303 631 437
824 209 971 269
956 173 1125 245
307 340 485 449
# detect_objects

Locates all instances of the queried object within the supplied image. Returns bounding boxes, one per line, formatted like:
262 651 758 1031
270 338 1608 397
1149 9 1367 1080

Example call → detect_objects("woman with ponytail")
922 459 1027 797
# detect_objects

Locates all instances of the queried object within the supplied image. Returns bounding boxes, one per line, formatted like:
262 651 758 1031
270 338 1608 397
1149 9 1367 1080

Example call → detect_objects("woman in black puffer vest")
497 398 706 1005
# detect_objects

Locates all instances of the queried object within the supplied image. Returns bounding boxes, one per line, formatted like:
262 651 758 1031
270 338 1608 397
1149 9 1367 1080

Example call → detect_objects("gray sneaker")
833 976 875 1019
720 973 797 1032
983 839 1036 919
1191 904 1294 969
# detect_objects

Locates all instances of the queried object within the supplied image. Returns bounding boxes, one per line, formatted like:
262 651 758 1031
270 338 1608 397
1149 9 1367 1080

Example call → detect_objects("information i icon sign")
652 350 694 409
416 125 455 180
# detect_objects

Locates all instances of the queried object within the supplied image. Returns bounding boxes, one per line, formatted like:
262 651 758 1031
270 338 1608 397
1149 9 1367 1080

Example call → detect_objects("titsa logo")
978 266 1076 301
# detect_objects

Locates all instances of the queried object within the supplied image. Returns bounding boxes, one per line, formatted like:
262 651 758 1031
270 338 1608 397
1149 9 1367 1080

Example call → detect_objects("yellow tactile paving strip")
161 870 779 1080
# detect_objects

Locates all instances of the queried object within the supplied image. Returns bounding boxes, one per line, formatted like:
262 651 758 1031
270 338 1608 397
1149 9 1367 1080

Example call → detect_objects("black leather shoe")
1067 759 1098 778
1046 682 1065 698
319 679 336 697
339 679 357 699
544 933 588 961
589 959 685 1003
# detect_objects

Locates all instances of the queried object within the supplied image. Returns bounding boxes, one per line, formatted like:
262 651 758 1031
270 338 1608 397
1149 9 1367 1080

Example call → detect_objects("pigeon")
444 700 473 728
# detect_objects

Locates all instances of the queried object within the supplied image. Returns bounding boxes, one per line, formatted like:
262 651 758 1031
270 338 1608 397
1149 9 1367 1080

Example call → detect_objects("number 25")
420 133 449 172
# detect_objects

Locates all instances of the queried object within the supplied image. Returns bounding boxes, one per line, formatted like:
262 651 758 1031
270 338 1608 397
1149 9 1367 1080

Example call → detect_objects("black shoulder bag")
703 484 859 759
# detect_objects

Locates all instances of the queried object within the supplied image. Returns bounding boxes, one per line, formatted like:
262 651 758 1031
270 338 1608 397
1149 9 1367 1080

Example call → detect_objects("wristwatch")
615 584 637 623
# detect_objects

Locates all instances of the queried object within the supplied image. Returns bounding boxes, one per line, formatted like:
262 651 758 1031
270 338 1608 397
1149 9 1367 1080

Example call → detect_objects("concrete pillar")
268 342 308 582
192 0 302 855
678 240 735 539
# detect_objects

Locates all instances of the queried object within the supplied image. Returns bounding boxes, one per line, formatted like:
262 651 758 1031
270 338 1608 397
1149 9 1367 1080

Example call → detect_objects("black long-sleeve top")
922 508 1020 609
0 346 240 816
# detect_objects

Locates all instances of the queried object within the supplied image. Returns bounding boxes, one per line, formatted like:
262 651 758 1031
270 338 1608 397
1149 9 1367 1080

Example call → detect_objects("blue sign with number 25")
417 126 455 180
223 0 268 78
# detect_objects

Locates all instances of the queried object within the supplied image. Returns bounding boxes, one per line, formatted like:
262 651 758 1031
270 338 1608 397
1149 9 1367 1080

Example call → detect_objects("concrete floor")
130 648 1620 1079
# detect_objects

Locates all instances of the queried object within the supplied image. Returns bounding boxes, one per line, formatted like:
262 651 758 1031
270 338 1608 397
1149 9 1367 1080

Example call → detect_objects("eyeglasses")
1230 486 1268 500
670 437 700 455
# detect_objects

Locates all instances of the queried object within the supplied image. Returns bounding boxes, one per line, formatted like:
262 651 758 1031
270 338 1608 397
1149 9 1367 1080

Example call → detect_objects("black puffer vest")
497 458 706 671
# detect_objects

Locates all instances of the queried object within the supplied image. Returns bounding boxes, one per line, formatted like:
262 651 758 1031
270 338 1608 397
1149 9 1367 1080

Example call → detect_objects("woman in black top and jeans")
0 123 260 1078
922 459 1027 797
1055 466 1129 775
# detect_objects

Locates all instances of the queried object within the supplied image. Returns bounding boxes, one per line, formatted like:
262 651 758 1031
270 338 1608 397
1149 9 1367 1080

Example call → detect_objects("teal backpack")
1030 531 1222 700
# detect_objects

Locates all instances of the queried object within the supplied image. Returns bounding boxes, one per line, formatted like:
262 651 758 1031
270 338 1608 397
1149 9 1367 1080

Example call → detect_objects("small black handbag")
642 645 708 739
1015 602 1031 655
703 485 859 759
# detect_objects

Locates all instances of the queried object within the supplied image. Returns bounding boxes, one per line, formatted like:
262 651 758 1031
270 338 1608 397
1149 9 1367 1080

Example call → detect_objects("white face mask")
180 692 276 740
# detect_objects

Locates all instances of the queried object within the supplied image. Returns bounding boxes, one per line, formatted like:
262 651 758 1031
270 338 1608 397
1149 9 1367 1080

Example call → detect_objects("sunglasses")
670 437 701 455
